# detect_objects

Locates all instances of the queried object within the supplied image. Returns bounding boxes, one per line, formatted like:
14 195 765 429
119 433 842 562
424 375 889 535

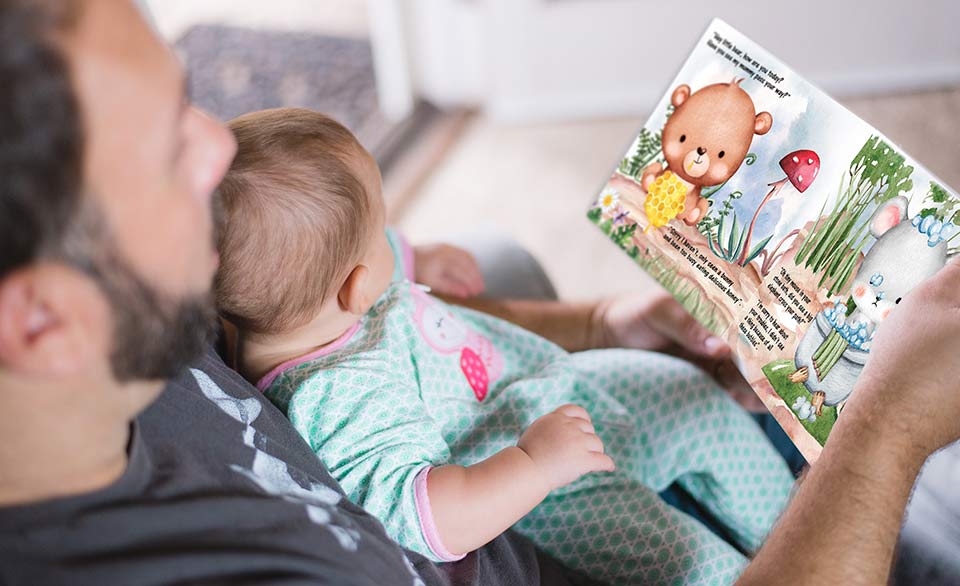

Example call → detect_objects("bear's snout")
682 149 711 178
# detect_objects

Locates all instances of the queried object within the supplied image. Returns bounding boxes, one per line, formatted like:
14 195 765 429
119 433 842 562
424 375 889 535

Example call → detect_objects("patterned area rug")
174 25 397 160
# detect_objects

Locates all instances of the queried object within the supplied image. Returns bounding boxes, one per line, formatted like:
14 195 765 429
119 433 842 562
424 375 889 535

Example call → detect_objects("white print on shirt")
191 369 361 551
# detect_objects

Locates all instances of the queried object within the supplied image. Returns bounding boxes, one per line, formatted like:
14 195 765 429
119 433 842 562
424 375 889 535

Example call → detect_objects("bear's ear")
754 112 773 136
868 196 909 238
671 85 691 108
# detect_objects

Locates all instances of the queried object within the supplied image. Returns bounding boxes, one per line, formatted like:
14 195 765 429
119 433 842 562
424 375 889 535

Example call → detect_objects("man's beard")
94 250 218 382
62 203 219 382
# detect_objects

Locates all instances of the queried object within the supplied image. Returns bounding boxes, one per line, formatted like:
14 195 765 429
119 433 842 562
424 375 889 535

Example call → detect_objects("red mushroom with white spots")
737 149 821 265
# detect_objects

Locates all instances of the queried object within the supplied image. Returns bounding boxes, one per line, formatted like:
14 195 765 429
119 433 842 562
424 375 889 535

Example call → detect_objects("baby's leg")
514 477 747 585
572 349 794 553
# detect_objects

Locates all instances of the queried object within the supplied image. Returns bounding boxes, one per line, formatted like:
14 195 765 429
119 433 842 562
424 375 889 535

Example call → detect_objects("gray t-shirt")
0 348 599 586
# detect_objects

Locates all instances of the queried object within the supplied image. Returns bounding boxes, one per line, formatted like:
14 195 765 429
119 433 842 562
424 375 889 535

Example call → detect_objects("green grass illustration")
633 248 726 336
587 205 726 335
795 136 915 296
762 359 837 446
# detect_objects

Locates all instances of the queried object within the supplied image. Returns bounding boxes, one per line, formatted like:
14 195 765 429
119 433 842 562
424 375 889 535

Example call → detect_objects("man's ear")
0 264 108 378
337 265 371 316
671 85 691 109
754 112 773 135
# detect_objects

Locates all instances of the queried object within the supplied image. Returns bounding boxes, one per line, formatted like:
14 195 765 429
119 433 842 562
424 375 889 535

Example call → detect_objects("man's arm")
437 294 603 352
442 292 755 404
739 398 923 585
439 292 727 357
743 258 960 584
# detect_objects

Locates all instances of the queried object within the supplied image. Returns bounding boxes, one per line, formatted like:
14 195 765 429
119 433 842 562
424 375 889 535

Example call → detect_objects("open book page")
588 18 960 462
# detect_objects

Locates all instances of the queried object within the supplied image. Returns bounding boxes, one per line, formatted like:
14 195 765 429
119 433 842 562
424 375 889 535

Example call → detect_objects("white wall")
143 0 369 41
388 0 960 122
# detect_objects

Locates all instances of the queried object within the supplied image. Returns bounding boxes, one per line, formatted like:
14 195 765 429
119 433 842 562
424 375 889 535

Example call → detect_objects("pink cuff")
396 231 416 281
414 467 466 562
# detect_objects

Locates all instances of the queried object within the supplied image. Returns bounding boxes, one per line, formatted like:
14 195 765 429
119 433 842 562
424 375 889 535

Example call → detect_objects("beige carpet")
394 87 960 301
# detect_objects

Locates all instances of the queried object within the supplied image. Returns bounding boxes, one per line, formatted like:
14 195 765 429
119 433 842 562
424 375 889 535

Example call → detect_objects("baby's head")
215 108 394 338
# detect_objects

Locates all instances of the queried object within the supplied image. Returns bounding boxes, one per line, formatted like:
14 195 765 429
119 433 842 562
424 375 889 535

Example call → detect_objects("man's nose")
697 146 706 156
191 109 237 203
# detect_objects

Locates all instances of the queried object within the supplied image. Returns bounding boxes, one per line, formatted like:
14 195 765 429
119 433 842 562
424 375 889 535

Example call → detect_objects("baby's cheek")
881 308 892 320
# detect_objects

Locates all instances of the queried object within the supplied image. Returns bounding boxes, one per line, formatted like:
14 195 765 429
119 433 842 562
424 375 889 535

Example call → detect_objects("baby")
215 108 794 585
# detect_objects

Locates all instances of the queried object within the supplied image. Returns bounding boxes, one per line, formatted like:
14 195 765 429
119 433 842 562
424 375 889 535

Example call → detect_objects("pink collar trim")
255 322 362 392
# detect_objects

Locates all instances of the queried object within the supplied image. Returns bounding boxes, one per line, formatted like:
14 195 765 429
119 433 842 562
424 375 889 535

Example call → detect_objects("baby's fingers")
586 452 616 473
441 254 483 297
580 431 605 454
443 270 480 298
576 420 596 435
555 404 592 422
456 256 485 295
438 274 472 298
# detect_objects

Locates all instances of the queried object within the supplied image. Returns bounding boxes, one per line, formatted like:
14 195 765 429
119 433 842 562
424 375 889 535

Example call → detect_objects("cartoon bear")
640 78 773 227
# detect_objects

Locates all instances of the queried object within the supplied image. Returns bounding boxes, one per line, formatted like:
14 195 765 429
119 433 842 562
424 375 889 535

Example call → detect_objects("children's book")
587 18 959 463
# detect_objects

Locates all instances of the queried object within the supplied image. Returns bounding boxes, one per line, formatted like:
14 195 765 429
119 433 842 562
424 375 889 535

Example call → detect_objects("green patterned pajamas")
259 230 793 585
514 349 791 584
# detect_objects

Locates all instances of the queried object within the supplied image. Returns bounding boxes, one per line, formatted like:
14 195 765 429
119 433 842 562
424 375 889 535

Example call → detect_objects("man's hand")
517 405 615 491
741 261 960 586
595 292 727 356
413 244 485 298
846 258 960 454
593 293 766 410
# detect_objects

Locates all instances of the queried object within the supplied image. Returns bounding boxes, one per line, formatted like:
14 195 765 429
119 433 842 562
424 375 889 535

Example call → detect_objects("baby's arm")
385 227 484 298
427 404 614 556
282 361 611 561
413 243 484 298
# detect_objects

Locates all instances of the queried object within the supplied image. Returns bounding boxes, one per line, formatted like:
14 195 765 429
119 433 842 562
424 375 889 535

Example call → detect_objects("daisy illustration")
599 188 620 213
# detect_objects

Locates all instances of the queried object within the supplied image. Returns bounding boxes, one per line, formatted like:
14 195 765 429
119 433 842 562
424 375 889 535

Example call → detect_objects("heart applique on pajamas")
459 347 489 401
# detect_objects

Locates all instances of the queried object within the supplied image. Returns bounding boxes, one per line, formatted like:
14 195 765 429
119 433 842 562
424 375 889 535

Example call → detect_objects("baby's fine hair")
216 108 374 334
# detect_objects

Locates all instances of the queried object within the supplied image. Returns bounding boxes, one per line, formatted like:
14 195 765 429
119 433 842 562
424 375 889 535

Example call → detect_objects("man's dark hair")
0 0 84 278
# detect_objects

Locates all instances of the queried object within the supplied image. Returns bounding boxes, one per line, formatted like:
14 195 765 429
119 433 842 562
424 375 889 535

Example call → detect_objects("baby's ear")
869 196 909 238
754 112 773 135
338 265 371 315
671 85 691 108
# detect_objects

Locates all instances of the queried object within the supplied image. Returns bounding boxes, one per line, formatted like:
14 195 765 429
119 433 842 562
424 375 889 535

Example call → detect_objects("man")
0 1 957 584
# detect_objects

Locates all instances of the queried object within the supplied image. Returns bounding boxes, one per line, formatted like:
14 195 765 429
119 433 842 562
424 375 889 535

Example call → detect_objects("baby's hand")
413 244 485 298
517 404 615 491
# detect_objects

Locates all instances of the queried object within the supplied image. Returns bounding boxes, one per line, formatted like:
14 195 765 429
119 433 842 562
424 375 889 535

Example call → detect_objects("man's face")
54 0 236 388
65 0 236 303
